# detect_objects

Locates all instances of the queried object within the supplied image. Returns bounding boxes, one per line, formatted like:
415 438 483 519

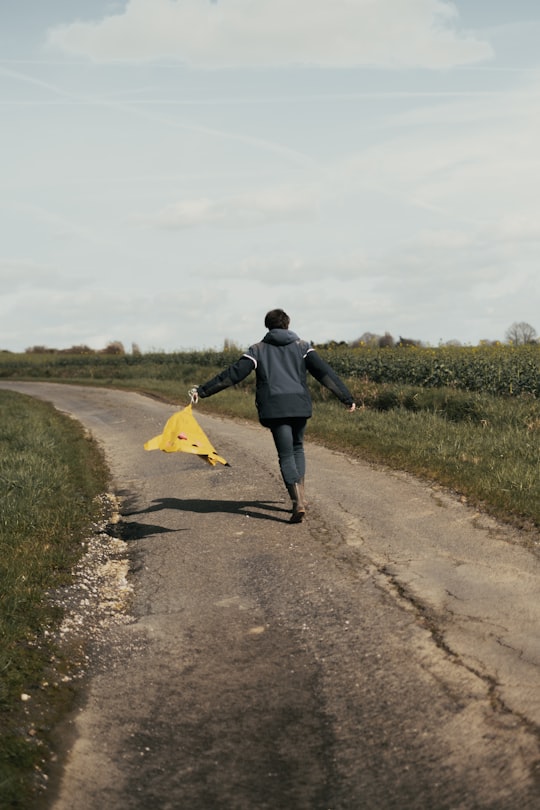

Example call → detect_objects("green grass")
0 390 108 808
310 399 540 531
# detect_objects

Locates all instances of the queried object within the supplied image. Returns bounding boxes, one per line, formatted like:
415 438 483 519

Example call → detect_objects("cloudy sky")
1 1 539 351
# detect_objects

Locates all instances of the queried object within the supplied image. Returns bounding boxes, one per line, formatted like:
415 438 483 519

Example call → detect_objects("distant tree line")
3 321 536 355
316 321 538 350
21 341 141 356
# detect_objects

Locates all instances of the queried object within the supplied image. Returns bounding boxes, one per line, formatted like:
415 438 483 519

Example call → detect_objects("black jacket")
197 329 354 422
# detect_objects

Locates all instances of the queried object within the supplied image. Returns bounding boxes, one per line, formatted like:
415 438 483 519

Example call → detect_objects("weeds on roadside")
0 390 108 808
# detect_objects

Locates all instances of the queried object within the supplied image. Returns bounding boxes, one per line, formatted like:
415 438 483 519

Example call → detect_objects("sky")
1 0 540 351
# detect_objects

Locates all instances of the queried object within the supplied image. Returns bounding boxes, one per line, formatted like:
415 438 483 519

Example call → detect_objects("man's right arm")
198 354 256 398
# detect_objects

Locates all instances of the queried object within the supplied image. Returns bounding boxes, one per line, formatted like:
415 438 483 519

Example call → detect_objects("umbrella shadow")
104 521 179 541
129 497 291 524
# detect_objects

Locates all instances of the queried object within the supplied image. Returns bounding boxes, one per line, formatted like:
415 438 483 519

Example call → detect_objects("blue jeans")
266 418 307 486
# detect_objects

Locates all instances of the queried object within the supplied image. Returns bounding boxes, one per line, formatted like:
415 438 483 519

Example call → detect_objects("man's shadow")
129 497 291 524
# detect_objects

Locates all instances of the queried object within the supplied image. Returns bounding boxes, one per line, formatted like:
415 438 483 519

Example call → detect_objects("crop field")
321 344 540 397
1 343 538 397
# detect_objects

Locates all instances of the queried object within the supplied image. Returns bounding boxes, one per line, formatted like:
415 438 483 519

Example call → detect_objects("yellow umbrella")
144 403 228 466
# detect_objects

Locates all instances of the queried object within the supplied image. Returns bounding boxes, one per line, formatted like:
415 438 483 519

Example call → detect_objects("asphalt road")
2 382 539 809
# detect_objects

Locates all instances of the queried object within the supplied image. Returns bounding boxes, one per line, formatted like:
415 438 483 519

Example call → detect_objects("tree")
351 332 380 348
378 332 395 348
25 345 55 354
223 338 242 352
505 322 538 345
101 341 125 355
396 336 421 347
59 344 94 355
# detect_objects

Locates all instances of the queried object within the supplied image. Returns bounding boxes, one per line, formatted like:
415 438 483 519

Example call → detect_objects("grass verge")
0 390 109 808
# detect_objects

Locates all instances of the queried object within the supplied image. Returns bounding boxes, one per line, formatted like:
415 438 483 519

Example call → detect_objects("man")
194 309 356 523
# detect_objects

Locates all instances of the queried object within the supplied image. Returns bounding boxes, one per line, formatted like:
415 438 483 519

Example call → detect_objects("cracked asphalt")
2 382 539 809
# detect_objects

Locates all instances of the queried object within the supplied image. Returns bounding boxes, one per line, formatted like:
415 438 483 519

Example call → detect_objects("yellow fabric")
144 404 228 466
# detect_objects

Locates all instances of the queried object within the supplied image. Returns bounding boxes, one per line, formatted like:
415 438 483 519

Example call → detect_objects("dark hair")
264 309 290 330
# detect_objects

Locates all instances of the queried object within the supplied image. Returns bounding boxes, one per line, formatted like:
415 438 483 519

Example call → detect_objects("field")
0 344 539 804
2 343 538 396
322 343 540 396
1 344 539 529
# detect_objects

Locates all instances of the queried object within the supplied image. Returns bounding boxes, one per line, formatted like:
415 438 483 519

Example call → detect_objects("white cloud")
47 0 493 69
147 187 319 229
